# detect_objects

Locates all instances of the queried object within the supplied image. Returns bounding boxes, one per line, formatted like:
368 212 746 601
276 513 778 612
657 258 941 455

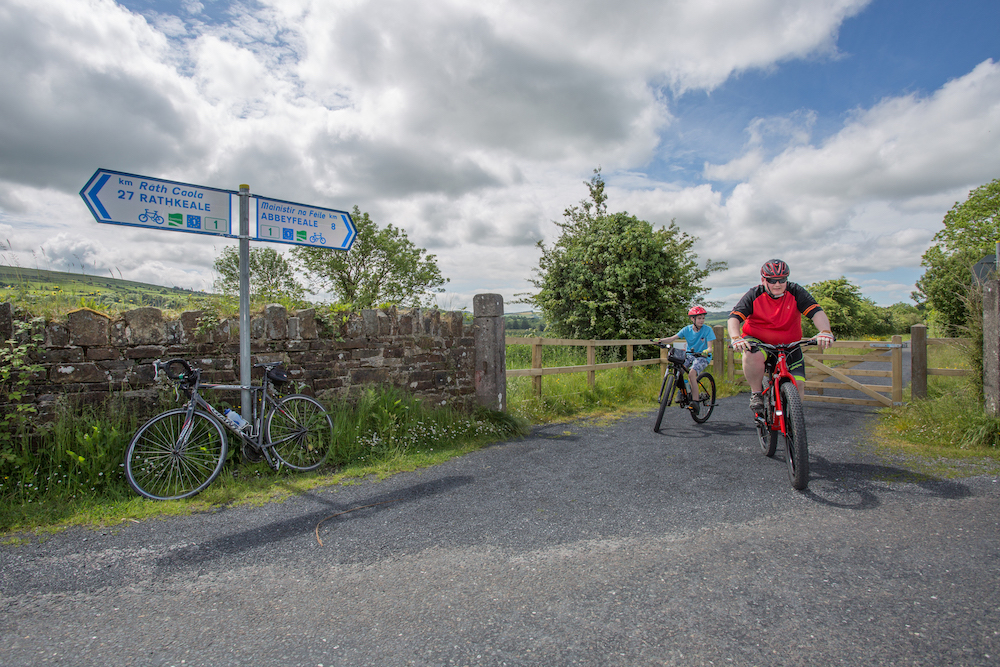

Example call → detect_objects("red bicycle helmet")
760 259 790 279
688 305 707 317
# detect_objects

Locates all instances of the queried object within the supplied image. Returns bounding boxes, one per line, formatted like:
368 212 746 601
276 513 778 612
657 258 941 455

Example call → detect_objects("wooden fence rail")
505 324 971 405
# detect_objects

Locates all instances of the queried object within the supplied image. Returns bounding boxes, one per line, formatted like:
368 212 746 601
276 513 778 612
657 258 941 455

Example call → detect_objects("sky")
1 0 999 311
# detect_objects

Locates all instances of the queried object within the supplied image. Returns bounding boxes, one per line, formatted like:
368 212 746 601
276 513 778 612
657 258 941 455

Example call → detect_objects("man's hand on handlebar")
731 336 752 353
815 330 834 349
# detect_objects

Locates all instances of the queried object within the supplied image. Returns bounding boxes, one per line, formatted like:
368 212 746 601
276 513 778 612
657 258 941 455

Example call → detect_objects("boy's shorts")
744 336 805 382
684 353 711 375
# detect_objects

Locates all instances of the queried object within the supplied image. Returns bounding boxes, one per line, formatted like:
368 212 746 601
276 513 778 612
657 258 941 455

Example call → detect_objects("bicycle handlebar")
153 358 196 384
746 339 819 354
650 340 711 357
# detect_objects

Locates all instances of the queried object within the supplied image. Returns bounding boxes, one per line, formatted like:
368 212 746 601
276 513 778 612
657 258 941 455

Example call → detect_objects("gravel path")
2 395 999 666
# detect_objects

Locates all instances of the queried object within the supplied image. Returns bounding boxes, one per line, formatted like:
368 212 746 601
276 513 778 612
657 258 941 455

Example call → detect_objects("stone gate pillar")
473 294 506 411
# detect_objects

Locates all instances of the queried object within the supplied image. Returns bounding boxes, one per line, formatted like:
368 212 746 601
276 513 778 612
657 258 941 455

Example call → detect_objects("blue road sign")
256 196 356 250
80 169 233 236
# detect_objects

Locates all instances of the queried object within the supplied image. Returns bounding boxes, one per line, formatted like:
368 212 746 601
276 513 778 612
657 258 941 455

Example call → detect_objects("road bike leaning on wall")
125 358 333 501
652 342 716 432
748 339 819 491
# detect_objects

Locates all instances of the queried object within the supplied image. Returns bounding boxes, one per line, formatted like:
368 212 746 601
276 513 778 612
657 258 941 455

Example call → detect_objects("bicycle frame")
753 339 816 436
168 363 292 471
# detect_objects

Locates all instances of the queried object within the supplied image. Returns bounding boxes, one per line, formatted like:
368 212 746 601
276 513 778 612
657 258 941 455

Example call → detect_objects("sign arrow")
79 168 233 237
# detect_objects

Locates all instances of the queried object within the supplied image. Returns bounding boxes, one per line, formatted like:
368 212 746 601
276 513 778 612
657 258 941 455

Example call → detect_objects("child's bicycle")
124 358 333 501
747 339 818 490
652 342 716 432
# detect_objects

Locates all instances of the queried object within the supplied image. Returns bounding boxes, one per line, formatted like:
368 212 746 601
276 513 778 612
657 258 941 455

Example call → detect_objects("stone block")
265 304 287 340
39 348 84 363
180 310 204 343
0 302 10 342
126 345 167 359
67 307 111 347
295 308 317 339
361 309 379 337
51 363 108 384
123 307 166 345
45 322 70 347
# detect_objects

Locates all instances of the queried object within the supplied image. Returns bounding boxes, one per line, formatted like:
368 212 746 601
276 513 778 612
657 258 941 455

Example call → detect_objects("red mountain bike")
749 339 818 490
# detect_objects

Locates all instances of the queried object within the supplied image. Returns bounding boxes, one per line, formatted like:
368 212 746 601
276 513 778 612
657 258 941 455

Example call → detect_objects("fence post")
891 334 903 405
984 279 1000 415
660 344 668 379
627 343 634 376
727 345 735 383
532 339 543 398
713 326 724 377
473 294 506 411
587 341 596 388
910 323 928 401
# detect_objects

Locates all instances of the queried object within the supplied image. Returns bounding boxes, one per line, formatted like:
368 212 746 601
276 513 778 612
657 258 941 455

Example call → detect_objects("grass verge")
0 386 527 536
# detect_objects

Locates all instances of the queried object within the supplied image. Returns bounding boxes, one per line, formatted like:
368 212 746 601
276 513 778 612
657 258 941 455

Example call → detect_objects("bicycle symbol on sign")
138 209 165 225
309 232 327 245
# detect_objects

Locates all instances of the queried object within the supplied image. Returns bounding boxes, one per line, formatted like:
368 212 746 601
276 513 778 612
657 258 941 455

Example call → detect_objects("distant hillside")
0 264 213 313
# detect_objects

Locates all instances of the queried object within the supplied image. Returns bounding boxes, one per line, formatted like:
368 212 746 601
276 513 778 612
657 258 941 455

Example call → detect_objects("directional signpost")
80 168 357 423
80 169 233 236
256 197 356 250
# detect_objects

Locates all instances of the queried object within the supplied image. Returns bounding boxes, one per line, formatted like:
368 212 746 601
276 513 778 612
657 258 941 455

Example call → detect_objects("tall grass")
0 386 526 533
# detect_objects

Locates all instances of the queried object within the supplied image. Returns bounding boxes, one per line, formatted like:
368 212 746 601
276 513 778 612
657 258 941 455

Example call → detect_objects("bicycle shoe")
689 401 701 417
749 392 764 415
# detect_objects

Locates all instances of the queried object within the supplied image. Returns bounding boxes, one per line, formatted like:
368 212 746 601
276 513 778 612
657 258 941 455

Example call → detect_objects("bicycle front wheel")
125 409 227 500
653 374 675 433
780 382 809 490
266 395 333 470
690 373 716 423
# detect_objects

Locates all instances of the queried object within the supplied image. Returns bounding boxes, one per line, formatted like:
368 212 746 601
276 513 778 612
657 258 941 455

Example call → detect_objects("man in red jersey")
727 259 834 415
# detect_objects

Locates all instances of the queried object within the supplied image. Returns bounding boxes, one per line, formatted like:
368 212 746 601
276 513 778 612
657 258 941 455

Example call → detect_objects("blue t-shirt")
675 324 716 355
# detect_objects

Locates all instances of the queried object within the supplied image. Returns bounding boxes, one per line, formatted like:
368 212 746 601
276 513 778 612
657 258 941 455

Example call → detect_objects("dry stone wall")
4 303 478 419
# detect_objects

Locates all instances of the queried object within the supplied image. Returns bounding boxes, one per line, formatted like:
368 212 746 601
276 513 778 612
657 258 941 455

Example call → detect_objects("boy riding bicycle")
727 259 834 415
657 306 715 416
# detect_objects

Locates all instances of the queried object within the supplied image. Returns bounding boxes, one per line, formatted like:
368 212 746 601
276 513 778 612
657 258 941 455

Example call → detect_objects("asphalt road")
2 395 999 666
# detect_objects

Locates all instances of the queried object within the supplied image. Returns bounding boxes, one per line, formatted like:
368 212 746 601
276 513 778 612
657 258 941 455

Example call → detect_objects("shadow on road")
155 475 474 567
799 454 972 509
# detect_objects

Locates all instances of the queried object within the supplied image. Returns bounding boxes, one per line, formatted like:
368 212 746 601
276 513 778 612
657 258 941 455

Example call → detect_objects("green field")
0 264 214 317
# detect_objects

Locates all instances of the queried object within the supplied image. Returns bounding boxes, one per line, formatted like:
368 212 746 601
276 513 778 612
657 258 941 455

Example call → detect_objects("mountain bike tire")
125 409 228 500
780 382 809 490
653 374 675 433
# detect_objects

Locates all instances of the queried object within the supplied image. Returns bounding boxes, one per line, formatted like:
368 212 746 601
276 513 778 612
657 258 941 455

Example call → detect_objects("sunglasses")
765 277 788 285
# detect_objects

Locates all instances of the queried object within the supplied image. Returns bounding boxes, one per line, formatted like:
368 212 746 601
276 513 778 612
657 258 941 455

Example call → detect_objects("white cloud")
4 0 994 312
621 59 1000 297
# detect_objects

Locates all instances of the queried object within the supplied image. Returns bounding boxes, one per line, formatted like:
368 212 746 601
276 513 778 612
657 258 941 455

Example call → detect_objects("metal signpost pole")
239 185 252 422
80 168 357 422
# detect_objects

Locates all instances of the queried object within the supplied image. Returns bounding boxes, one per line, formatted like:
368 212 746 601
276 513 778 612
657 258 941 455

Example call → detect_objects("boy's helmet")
761 259 790 279
688 306 707 317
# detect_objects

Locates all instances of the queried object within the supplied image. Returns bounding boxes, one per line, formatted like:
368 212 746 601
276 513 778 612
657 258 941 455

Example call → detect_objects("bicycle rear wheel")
653 374 675 433
780 382 809 490
266 395 333 470
125 409 227 500
690 373 716 423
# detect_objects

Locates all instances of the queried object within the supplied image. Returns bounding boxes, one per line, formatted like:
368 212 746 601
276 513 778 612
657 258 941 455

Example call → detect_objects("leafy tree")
213 246 304 303
803 277 884 338
529 170 725 340
291 206 447 308
914 178 1000 333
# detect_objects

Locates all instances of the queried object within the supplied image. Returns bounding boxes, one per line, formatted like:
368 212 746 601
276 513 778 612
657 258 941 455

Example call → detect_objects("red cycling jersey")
729 282 823 344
